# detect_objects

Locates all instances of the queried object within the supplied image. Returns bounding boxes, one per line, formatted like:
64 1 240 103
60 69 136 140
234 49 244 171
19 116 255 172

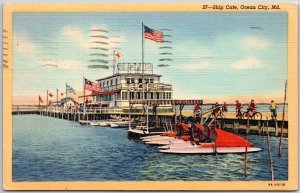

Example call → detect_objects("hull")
160 147 262 154
145 138 187 145
110 121 130 128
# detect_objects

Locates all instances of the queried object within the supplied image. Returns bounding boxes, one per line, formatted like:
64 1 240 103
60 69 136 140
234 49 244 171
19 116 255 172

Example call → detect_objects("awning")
129 99 203 106
78 89 121 98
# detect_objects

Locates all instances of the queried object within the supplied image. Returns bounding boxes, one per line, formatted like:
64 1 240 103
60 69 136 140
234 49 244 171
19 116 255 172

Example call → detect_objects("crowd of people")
193 99 278 120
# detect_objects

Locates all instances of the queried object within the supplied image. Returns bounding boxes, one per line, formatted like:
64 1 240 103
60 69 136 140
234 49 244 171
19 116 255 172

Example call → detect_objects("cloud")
184 59 211 70
61 25 90 49
230 56 263 69
42 59 87 70
14 33 38 55
240 36 270 49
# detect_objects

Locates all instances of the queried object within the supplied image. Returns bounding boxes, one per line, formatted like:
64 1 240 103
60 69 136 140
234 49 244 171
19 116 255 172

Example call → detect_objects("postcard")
2 2 298 191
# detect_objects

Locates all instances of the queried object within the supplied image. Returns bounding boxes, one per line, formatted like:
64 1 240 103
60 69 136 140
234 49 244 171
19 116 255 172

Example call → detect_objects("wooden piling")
258 121 261 136
267 117 275 181
274 120 278 137
233 121 236 133
244 146 248 177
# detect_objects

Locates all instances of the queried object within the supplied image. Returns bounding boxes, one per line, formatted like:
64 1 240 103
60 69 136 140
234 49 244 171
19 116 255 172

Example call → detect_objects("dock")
12 104 288 137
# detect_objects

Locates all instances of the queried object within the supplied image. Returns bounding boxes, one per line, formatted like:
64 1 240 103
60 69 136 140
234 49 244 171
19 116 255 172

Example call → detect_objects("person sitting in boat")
247 99 256 116
235 100 243 118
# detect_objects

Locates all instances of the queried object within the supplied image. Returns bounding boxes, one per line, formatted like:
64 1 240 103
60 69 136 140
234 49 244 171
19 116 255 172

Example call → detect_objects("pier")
12 104 288 137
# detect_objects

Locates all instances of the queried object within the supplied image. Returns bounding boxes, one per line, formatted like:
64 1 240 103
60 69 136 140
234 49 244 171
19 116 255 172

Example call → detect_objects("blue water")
13 115 288 181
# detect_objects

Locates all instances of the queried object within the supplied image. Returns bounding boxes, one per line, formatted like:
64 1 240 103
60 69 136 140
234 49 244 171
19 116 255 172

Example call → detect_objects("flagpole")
56 88 58 108
83 76 86 103
142 22 145 101
46 90 49 115
38 95 41 109
65 83 68 98
113 50 115 75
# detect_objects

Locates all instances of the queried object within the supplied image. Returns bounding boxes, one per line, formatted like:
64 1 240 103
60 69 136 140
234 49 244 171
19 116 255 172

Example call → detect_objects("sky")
13 12 287 104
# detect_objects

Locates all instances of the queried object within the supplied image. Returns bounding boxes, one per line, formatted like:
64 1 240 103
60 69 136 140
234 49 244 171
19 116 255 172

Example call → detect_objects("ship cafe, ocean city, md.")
83 62 173 108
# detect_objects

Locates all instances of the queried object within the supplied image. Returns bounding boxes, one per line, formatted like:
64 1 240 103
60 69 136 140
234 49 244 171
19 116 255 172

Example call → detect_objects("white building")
93 63 173 107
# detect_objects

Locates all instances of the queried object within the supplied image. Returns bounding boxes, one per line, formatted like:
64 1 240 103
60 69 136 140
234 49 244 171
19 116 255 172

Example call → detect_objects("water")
13 115 288 181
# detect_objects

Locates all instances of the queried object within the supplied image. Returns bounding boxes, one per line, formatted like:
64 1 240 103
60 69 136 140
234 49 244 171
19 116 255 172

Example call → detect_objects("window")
146 78 153 83
107 81 109 86
130 92 134 100
115 78 118 85
126 77 134 84
111 79 113 86
139 78 142 84
163 92 166 99
122 92 128 100
151 92 153 99
157 93 159 99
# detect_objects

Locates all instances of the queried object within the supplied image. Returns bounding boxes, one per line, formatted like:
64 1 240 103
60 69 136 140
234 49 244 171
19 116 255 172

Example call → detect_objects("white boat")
79 120 90 125
110 121 130 128
140 135 161 140
145 138 187 145
142 136 174 142
89 121 101 126
99 121 110 127
159 146 262 154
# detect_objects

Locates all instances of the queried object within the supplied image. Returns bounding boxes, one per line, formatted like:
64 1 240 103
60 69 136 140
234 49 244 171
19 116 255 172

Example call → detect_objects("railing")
100 83 172 92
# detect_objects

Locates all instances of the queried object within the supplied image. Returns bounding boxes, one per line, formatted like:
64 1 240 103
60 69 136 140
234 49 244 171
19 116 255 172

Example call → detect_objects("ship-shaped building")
93 62 173 108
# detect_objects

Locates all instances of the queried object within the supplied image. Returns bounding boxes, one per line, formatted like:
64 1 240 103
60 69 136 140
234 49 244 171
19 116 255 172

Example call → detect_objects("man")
248 99 256 114
270 100 278 120
235 100 242 118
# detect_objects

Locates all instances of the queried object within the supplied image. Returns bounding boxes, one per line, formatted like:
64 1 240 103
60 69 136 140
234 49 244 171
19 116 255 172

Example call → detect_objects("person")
248 99 256 116
194 103 201 117
235 100 242 118
152 104 157 115
222 102 228 112
212 102 220 117
270 100 278 120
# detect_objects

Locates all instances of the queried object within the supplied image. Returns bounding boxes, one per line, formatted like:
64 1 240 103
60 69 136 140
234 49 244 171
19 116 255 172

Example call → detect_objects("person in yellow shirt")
270 100 278 120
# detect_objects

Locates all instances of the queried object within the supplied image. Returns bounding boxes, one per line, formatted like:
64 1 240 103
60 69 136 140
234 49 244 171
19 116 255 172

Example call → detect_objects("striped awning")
78 89 121 98
129 99 203 106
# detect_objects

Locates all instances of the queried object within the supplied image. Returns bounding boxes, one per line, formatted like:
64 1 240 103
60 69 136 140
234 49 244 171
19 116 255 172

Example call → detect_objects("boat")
110 121 130 128
89 121 102 126
159 146 262 154
156 123 262 154
79 120 90 125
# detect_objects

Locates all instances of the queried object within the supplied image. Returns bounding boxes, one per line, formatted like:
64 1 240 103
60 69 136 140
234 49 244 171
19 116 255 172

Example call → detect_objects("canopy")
129 99 203 106
78 89 121 98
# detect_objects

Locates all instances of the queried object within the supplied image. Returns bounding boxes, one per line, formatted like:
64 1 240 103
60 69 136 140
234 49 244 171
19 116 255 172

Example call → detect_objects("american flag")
66 84 76 95
85 78 101 92
144 25 164 43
